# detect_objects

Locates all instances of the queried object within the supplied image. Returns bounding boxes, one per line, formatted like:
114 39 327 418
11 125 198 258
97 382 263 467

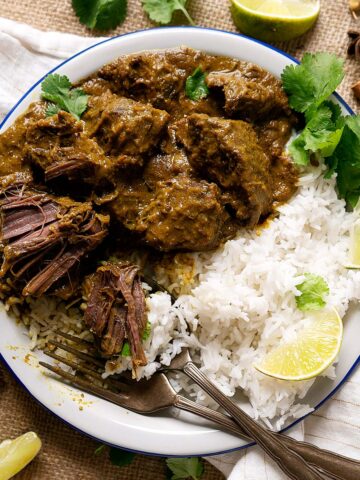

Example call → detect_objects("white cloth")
0 17 359 479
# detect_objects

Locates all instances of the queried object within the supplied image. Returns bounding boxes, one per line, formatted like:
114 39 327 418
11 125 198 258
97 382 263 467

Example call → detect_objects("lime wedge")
0 432 41 480
231 0 320 43
346 218 360 269
254 308 343 381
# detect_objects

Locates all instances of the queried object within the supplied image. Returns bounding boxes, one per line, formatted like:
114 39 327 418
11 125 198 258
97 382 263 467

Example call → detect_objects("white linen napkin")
0 17 359 479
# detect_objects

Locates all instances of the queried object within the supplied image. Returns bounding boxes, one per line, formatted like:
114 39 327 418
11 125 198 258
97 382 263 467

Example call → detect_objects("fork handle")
173 394 355 480
183 362 325 480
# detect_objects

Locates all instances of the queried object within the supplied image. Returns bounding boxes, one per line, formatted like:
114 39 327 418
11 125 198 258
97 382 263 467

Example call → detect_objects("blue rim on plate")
0 26 359 458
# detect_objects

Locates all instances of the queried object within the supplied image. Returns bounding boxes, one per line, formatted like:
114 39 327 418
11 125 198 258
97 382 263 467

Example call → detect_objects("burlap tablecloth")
0 1 359 479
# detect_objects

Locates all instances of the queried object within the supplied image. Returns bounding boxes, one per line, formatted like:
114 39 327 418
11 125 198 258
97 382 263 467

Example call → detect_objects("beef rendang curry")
0 47 298 365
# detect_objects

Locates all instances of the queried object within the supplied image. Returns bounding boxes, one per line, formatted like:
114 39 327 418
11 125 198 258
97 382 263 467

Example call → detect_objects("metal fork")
39 334 360 480
167 349 360 480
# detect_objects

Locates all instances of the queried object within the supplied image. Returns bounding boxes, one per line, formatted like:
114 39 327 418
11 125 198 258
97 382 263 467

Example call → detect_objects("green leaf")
281 53 344 114
142 321 152 341
166 467 174 480
296 273 330 312
121 322 152 357
281 64 314 113
121 342 131 357
288 102 345 166
109 447 136 467
45 103 61 117
72 0 127 31
288 134 309 166
326 115 360 206
41 74 89 120
141 0 194 26
185 67 209 101
303 103 344 154
166 457 204 480
281 52 360 208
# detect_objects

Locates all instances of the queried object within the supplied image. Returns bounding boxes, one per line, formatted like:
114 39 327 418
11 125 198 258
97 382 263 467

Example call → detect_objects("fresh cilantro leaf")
166 457 204 480
166 458 204 480
303 102 344 156
121 342 131 357
142 321 152 341
45 103 61 117
166 466 174 480
109 447 136 466
142 0 194 26
94 444 106 456
185 67 209 101
41 74 89 121
288 102 345 165
281 53 344 114
121 322 152 357
296 273 330 311
326 115 360 207
282 52 360 207
72 0 127 31
288 134 310 166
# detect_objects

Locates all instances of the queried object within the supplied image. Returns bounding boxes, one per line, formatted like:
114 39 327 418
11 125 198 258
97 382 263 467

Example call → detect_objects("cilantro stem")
175 1 195 25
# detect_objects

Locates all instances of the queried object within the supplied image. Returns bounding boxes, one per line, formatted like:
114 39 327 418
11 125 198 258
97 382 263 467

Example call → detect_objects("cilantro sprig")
94 444 136 466
282 52 360 206
326 116 360 207
142 0 194 26
296 273 330 311
185 67 209 101
288 101 345 166
282 53 345 115
41 74 89 121
72 0 127 31
109 448 136 466
166 457 204 480
93 445 204 479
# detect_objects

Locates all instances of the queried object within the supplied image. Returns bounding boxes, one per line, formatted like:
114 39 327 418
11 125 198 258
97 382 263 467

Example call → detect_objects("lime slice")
254 308 343 381
0 432 41 480
346 218 360 269
231 0 320 43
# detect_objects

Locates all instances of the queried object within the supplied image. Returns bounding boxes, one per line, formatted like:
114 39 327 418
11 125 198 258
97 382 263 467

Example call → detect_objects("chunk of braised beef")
206 64 291 121
0 102 46 177
107 177 153 233
175 113 273 226
83 92 169 164
271 156 298 204
83 263 147 368
143 148 192 190
24 111 115 191
0 174 109 299
138 176 227 251
98 47 206 110
255 117 296 160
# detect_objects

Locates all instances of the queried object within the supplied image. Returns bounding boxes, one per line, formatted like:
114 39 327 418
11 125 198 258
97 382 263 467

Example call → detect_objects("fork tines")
39 360 128 406
40 333 129 405
48 338 104 368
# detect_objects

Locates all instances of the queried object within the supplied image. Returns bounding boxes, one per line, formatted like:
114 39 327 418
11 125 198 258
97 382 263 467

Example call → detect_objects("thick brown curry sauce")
0 47 298 255
0 47 299 361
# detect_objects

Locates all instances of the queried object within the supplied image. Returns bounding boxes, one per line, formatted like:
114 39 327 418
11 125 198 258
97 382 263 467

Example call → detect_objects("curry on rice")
0 47 298 369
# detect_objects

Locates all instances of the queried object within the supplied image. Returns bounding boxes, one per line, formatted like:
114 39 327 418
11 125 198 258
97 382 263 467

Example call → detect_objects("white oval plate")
0 27 359 457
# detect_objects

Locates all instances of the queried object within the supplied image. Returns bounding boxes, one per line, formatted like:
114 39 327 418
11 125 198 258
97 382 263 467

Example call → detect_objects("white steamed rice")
17 163 360 429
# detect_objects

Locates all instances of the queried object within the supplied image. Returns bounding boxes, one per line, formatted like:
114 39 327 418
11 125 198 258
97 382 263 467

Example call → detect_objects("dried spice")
350 0 360 18
348 30 360 61
352 80 360 99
